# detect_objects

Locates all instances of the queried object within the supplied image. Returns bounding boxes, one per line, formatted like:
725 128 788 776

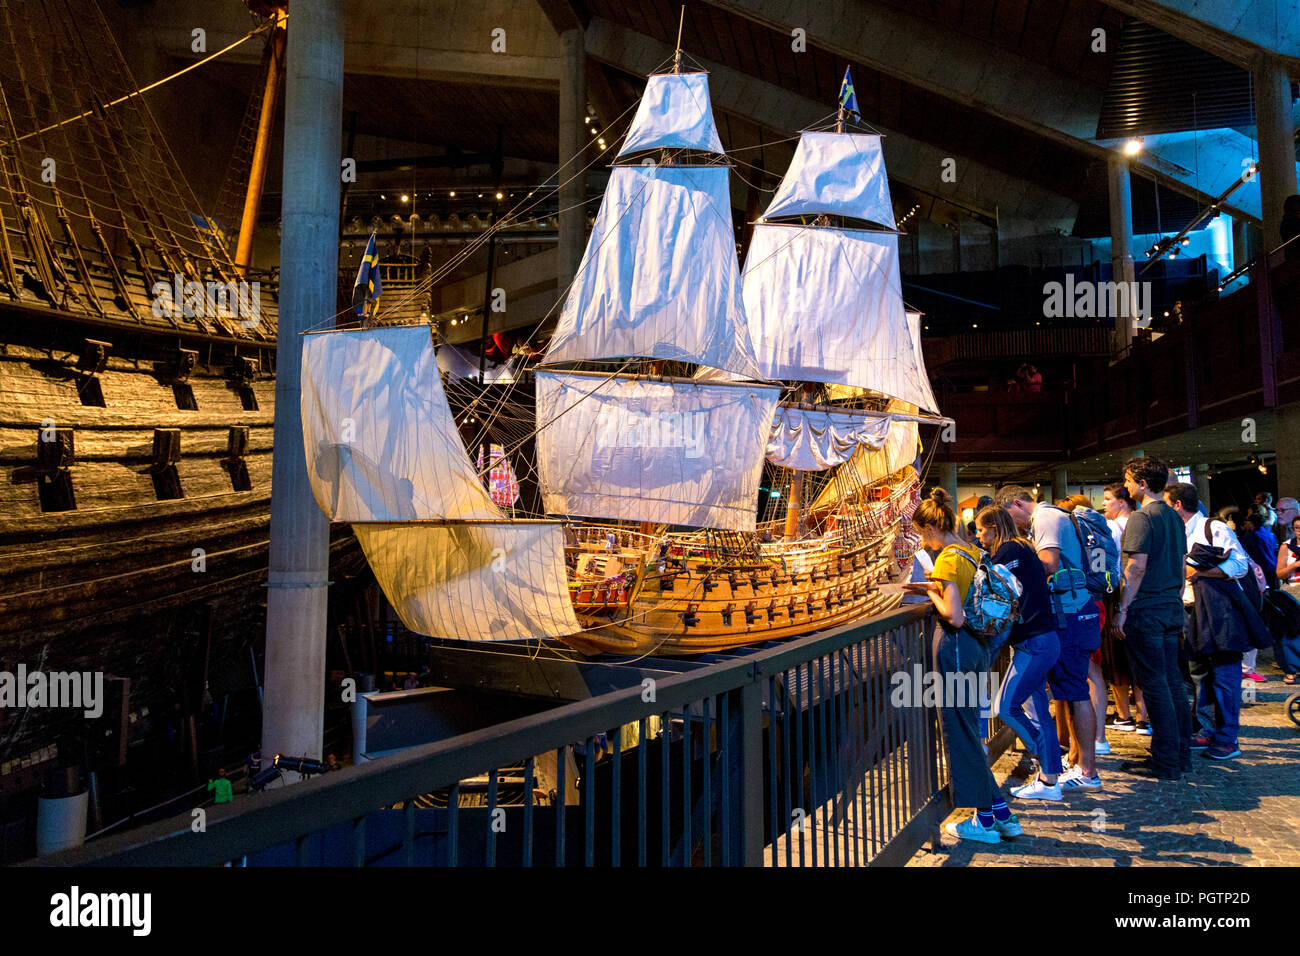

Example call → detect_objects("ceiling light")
400 194 409 203
1123 138 1143 156
449 190 456 197
495 191 503 200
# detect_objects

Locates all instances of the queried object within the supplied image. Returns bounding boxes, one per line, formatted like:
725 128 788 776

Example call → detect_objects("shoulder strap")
1203 517 1218 546
947 546 981 569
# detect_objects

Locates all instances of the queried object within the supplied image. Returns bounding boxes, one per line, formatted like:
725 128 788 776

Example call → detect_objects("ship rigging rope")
6 16 278 145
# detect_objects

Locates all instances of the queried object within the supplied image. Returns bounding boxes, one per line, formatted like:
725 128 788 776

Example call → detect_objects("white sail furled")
542 164 761 378
535 372 781 531
353 521 581 641
762 132 895 228
617 73 725 158
767 406 896 471
301 325 499 522
810 415 919 512
740 224 938 410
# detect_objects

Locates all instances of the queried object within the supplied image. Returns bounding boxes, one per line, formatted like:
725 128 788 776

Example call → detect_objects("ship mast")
234 5 288 274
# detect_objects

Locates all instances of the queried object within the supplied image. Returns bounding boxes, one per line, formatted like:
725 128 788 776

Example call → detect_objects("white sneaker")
1095 740 1111 755
1011 776 1063 801
1059 767 1102 790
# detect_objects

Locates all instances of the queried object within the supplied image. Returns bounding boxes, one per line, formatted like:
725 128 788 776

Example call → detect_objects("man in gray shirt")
1115 457 1191 780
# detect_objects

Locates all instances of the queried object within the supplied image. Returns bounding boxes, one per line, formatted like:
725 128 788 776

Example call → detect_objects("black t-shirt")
1121 499 1187 613
993 539 1053 643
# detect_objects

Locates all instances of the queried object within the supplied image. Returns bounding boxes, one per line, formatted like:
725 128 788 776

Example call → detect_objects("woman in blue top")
975 505 1065 802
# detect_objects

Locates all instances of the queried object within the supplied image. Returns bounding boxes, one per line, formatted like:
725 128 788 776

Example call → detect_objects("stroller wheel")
1287 693 1300 728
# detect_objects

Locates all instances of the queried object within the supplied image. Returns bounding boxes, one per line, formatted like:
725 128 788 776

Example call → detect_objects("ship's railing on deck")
36 605 1015 867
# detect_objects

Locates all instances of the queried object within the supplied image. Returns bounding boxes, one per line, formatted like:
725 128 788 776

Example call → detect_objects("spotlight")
449 191 456 197
273 754 327 776
400 194 409 203
1123 138 1143 156
495 191 503 200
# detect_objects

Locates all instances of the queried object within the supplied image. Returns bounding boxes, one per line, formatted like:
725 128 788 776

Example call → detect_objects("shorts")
1048 605 1102 701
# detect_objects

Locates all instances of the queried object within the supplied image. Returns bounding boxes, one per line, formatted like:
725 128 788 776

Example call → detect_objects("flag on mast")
353 232 383 317
838 67 860 120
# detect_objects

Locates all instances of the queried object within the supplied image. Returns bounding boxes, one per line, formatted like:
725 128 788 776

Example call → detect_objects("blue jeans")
994 630 1063 775
1190 651 1242 748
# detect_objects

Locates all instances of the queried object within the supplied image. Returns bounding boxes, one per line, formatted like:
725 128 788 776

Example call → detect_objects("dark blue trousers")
1123 605 1193 777
1190 651 1242 748
934 623 1002 809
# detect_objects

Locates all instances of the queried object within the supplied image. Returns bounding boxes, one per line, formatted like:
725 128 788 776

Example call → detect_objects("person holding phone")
905 488 1013 843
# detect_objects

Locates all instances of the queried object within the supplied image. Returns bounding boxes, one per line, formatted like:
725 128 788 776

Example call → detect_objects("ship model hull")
559 471 921 656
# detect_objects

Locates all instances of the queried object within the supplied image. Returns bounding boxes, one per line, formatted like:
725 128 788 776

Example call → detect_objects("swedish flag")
353 232 382 317
838 66 860 121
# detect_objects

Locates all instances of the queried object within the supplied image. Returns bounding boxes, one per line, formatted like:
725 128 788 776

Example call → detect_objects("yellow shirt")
929 543 981 602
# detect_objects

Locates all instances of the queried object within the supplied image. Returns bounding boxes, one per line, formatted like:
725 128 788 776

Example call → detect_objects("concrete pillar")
1052 466 1069 504
1276 402 1300 503
261 0 344 772
1253 55 1299 252
1193 463 1211 511
1108 155 1136 354
939 462 958 506
558 29 586 292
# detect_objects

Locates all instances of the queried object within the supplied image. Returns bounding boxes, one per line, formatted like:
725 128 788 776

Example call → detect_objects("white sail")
542 164 761 378
536 371 781 531
301 325 499 522
354 521 582 641
762 132 894 228
767 406 896 471
740 224 938 410
810 417 919 512
617 73 725 158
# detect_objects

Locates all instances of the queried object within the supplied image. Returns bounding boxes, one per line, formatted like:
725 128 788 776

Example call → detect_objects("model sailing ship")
301 61 944 657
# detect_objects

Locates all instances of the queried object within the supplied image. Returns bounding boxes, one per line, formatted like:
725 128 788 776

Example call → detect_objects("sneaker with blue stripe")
1059 767 1102 790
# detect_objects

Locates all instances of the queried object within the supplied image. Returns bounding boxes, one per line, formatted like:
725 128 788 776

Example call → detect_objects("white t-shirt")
1107 515 1128 554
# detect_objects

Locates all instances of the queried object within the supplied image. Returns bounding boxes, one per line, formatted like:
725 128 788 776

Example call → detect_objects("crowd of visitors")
908 458 1300 844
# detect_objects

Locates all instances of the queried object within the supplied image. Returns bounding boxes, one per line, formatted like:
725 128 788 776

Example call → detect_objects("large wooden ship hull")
558 470 921 656
0 322 364 768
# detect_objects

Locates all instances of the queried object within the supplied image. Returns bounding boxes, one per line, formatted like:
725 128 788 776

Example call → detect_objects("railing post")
739 663 764 867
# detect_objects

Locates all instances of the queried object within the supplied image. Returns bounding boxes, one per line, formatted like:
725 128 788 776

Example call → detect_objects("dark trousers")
1189 651 1242 748
934 623 1001 809
1123 606 1192 777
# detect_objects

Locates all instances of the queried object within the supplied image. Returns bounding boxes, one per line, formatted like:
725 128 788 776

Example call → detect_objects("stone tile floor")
908 662 1300 866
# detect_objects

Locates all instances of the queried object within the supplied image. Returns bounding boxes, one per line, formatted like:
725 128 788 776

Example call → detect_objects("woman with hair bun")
903 487 1012 843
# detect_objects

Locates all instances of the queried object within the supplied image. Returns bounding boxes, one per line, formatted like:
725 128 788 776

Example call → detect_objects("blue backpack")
951 547 1024 638
1048 505 1120 597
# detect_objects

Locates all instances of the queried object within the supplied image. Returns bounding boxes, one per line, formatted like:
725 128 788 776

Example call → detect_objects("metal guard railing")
37 604 1014 867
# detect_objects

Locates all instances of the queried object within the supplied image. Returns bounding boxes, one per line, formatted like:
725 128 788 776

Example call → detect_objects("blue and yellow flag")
353 232 382 317
838 66 860 121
